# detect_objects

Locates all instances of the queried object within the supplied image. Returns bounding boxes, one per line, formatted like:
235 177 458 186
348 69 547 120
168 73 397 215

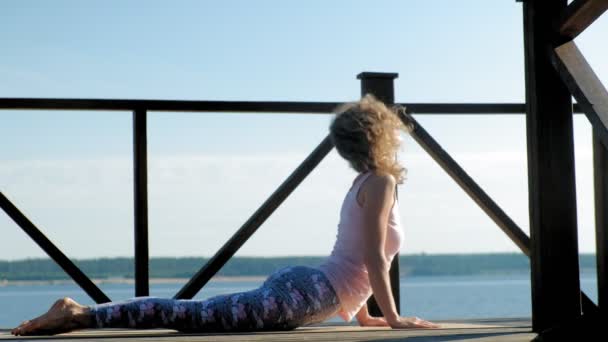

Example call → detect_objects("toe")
11 327 22 336
16 319 41 336
12 321 28 335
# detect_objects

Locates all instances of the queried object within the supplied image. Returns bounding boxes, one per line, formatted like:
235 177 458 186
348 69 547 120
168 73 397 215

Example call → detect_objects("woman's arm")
360 174 439 329
360 173 400 323
355 304 389 327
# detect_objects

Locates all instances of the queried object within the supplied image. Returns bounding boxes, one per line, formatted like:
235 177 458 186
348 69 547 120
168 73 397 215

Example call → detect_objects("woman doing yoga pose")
11 94 438 336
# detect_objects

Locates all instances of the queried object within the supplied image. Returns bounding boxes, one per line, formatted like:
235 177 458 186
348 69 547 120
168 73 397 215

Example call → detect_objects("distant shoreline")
1 254 598 285
0 276 267 287
1 272 599 287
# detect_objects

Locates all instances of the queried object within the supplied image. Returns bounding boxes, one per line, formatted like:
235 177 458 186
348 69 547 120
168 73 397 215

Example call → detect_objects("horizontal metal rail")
0 98 584 114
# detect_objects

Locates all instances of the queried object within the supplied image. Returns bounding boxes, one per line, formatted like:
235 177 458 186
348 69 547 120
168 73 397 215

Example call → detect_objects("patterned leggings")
89 266 340 332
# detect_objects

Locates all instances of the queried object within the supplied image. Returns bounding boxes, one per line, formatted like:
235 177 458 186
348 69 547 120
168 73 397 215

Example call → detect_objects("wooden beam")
554 41 608 149
559 0 608 40
524 0 582 333
555 42 608 314
133 110 150 297
594 131 608 311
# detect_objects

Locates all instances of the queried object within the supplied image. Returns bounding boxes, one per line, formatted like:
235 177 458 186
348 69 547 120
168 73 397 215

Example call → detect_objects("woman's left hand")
357 315 390 327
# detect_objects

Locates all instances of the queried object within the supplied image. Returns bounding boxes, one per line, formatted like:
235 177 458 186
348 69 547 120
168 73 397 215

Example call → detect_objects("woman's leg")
90 291 280 332
261 266 340 327
90 267 340 332
11 297 93 336
11 266 340 336
12 291 273 336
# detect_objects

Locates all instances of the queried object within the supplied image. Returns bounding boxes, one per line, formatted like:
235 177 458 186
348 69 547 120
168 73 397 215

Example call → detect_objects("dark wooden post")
357 72 401 316
523 0 582 332
594 132 608 312
133 109 150 297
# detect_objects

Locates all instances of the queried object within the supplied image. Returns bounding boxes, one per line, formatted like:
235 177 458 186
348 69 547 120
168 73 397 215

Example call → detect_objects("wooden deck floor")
0 318 534 341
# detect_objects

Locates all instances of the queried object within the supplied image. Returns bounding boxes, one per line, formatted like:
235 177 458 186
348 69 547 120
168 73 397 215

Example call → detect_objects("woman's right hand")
387 316 440 329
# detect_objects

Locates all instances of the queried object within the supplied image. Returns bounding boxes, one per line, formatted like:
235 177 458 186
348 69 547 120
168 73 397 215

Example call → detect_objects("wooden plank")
0 319 535 341
594 131 608 310
554 41 608 149
0 330 536 342
559 0 608 40
523 0 582 332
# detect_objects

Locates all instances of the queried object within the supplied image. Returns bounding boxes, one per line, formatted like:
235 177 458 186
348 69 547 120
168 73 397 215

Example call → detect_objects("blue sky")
1 1 607 260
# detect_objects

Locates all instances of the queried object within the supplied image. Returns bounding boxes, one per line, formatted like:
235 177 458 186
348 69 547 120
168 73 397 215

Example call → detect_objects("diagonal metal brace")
0 192 111 303
174 136 334 299
398 111 598 315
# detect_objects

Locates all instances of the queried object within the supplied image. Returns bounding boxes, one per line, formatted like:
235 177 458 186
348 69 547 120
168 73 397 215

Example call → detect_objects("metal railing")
0 71 593 318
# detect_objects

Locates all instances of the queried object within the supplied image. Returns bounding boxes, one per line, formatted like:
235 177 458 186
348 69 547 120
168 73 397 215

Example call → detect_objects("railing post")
357 71 401 316
523 0 581 332
133 109 149 297
594 131 608 312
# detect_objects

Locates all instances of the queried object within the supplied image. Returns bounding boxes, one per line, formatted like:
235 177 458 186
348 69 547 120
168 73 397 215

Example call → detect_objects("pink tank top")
319 171 404 322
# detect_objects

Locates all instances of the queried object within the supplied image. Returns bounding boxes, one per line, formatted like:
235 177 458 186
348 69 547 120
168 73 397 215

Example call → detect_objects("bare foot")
11 297 92 336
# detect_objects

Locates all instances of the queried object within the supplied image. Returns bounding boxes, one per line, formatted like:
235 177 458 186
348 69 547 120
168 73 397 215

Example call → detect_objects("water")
0 274 598 328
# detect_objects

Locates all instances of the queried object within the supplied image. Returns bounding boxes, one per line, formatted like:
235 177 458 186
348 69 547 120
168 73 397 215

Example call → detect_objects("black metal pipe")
174 136 334 299
133 110 150 297
0 99 339 113
0 192 111 303
0 98 585 114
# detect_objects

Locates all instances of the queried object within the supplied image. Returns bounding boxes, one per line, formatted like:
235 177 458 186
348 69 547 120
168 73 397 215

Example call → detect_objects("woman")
11 94 438 336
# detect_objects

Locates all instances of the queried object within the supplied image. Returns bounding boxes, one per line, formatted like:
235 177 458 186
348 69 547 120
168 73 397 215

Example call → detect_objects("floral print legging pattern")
90 266 340 332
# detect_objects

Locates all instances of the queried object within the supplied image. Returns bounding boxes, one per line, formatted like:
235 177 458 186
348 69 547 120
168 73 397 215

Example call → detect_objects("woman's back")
319 171 403 322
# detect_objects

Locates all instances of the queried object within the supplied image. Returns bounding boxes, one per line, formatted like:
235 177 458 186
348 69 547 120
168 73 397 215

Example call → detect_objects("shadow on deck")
0 318 534 341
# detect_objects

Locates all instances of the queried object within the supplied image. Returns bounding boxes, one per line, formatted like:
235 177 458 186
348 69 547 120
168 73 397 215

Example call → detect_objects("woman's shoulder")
365 171 396 188
359 172 396 201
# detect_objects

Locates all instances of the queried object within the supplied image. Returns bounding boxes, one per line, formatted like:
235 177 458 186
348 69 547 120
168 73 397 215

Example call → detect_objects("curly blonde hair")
329 94 413 184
